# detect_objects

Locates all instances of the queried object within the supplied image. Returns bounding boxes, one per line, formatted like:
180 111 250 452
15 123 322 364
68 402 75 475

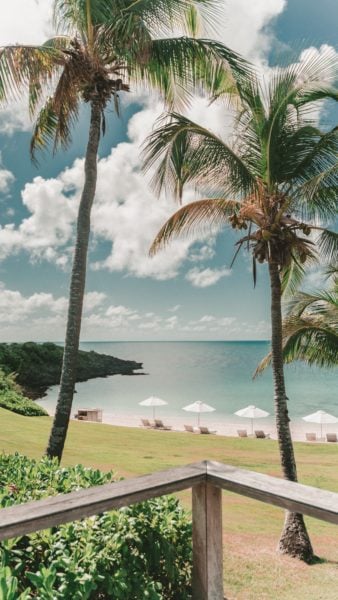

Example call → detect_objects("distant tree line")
0 342 142 398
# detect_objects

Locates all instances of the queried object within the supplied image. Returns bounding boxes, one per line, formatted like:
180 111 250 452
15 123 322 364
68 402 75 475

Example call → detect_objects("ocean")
42 341 337 426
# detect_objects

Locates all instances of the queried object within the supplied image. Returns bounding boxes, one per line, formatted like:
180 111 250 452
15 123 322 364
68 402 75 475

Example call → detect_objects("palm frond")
150 198 240 255
282 317 338 368
118 0 222 37
254 318 338 374
30 77 80 162
318 229 338 263
0 45 63 104
29 37 72 116
183 4 202 37
131 37 249 109
281 260 306 298
30 98 60 162
143 112 257 198
294 86 338 108
325 263 338 280
263 50 338 189
253 352 272 378
54 0 117 35
287 128 338 219
255 281 338 374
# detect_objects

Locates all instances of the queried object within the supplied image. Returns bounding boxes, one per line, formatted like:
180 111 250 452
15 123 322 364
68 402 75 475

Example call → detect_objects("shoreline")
40 405 337 442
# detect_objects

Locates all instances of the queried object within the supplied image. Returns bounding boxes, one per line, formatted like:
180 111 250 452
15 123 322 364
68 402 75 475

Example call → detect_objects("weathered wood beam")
207 461 338 524
192 483 223 600
1 460 338 545
0 462 206 540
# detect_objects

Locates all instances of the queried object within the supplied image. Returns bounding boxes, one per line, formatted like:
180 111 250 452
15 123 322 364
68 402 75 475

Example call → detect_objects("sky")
0 0 337 342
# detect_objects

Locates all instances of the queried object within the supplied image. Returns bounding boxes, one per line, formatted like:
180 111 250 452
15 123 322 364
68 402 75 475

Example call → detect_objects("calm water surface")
42 342 337 424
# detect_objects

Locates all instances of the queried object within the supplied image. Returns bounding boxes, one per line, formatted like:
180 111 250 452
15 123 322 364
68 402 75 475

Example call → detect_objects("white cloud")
165 315 178 329
0 284 108 325
0 169 80 263
185 267 231 287
216 0 286 63
0 0 53 46
106 305 135 317
91 132 194 280
0 168 15 194
189 242 216 263
83 292 107 312
200 315 216 323
0 283 269 340
0 286 64 324
168 304 181 313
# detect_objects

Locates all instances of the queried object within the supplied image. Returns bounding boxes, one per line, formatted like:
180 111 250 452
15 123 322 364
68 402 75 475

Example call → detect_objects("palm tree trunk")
268 261 314 563
46 101 101 461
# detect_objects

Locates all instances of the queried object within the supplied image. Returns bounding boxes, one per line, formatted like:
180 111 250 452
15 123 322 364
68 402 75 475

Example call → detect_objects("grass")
1 408 338 599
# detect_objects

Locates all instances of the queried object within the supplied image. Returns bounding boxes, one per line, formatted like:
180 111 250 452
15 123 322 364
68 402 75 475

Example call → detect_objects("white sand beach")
69 410 338 442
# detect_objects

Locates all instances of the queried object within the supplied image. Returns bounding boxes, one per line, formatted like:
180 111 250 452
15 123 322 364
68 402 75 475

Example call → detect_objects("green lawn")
1 408 338 599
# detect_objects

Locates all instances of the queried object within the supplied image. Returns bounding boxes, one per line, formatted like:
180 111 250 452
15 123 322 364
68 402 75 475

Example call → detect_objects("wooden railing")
1 460 338 599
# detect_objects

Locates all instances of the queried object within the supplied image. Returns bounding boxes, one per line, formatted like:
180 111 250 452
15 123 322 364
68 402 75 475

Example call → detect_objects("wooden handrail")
206 461 338 525
1 460 338 599
0 462 206 540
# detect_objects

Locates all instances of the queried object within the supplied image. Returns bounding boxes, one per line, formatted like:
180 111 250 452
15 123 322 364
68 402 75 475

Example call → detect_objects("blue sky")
0 0 336 341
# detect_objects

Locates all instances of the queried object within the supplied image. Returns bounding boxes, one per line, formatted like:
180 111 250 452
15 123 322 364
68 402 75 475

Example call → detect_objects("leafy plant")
0 371 47 417
0 454 192 599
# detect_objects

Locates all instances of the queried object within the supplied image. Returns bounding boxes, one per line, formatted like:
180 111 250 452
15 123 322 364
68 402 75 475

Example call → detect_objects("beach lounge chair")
154 419 172 430
305 433 316 442
184 424 196 433
254 430 270 439
326 433 337 443
199 426 216 435
141 419 153 428
237 429 248 438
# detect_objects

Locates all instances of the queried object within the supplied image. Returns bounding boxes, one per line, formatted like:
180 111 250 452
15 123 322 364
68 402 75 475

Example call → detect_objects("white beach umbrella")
235 404 270 435
182 400 215 427
302 410 338 439
139 396 168 419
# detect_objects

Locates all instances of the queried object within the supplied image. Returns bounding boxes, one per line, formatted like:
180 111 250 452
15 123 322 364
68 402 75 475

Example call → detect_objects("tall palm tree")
143 51 338 561
0 0 248 461
257 266 338 371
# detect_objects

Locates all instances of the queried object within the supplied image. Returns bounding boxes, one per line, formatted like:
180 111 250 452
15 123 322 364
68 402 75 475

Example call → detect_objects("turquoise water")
42 341 337 423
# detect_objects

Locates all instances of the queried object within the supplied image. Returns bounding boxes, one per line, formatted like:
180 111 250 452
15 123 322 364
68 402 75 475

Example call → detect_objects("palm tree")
0 0 248 461
257 266 338 371
143 50 338 561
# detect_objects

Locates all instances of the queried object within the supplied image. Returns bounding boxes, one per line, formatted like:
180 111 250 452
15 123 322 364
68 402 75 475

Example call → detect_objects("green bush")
0 454 192 599
0 371 47 417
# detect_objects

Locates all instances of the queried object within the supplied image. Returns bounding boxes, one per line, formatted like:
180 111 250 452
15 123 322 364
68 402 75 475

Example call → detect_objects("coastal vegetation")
0 370 47 417
0 342 142 398
144 51 338 561
0 0 248 462
0 453 191 599
1 410 338 599
256 265 338 373
281 284 338 367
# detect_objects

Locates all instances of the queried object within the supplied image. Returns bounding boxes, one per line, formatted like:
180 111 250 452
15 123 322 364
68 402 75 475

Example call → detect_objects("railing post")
192 482 223 600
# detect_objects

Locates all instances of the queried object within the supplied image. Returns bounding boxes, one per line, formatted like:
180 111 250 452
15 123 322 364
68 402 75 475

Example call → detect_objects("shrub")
0 370 48 417
0 371 47 417
0 454 192 599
